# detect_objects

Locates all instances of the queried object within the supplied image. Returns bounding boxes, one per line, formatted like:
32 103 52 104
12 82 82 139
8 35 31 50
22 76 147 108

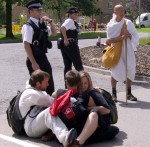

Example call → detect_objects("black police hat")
66 7 79 13
26 0 43 9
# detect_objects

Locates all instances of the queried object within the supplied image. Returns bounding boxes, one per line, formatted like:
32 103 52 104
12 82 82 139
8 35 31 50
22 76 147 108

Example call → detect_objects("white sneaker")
63 128 77 147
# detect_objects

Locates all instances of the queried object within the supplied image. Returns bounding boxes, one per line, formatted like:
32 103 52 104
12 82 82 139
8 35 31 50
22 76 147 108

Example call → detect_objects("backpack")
88 88 118 124
99 88 118 124
6 89 33 135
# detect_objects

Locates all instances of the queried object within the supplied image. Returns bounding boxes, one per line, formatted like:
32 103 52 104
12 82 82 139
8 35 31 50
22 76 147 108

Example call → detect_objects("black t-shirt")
81 89 110 110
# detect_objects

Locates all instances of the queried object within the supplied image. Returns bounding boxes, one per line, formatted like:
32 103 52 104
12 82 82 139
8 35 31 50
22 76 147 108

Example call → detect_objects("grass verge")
139 38 150 45
136 28 150 32
0 32 106 43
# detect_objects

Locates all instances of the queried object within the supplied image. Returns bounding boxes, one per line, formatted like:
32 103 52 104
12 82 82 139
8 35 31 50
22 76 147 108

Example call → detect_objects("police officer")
60 7 84 79
21 0 57 95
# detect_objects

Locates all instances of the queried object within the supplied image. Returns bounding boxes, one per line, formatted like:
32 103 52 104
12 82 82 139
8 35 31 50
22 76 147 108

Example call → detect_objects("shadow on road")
118 100 150 109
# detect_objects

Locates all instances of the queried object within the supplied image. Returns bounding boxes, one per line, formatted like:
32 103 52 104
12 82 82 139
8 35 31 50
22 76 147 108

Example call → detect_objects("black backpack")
99 88 118 124
6 90 33 135
88 88 118 124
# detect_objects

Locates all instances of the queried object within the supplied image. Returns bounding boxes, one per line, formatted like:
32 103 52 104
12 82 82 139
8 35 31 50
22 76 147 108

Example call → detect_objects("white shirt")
61 18 76 30
19 88 54 118
21 17 52 44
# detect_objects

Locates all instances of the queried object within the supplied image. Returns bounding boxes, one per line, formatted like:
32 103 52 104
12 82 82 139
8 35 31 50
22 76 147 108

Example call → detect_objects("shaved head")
114 4 124 13
114 4 125 21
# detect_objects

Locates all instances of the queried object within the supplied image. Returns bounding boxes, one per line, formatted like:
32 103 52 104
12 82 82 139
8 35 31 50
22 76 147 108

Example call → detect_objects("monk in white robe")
106 5 139 102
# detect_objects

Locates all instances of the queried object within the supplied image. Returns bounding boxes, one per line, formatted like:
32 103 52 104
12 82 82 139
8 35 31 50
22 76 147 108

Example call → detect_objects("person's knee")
89 109 99 120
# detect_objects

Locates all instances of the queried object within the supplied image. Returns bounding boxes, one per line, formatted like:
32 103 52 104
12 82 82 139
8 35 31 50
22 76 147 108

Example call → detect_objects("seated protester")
19 70 77 147
79 71 110 115
51 70 119 146
79 71 119 144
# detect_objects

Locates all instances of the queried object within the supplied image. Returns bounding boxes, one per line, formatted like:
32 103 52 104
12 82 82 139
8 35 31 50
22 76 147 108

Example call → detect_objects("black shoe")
63 128 77 147
127 94 137 101
112 94 117 102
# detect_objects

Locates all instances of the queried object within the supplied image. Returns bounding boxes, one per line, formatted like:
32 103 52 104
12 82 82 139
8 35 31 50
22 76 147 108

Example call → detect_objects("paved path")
0 39 150 147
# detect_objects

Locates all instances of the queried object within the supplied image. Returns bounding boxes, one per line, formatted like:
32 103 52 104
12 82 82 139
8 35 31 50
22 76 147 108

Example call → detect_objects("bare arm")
41 16 57 36
24 41 40 70
106 29 131 45
49 21 57 36
87 97 110 115
51 91 57 99
60 26 69 46
87 106 110 115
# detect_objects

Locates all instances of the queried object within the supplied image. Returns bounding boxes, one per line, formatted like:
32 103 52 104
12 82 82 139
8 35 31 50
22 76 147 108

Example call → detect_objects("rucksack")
88 88 118 124
99 88 118 124
6 89 33 135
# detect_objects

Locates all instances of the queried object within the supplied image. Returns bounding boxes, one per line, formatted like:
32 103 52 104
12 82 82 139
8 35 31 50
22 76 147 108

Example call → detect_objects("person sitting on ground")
51 70 119 146
19 70 77 147
78 71 119 143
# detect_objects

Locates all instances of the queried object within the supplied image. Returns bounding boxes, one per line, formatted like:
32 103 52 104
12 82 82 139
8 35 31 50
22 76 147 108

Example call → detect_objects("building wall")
95 0 126 24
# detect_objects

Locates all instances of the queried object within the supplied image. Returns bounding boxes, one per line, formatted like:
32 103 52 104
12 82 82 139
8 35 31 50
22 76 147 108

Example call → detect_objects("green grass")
136 28 150 32
0 32 149 45
139 38 150 45
0 34 22 43
0 32 106 43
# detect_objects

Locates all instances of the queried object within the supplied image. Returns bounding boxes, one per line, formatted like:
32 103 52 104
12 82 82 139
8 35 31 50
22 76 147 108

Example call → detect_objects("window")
108 2 113 9
143 16 148 21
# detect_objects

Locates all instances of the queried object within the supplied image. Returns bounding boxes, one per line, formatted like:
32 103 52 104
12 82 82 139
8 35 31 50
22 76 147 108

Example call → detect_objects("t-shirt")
61 18 76 30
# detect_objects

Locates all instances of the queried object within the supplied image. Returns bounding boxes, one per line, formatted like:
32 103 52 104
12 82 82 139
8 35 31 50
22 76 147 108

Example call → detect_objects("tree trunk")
6 0 14 38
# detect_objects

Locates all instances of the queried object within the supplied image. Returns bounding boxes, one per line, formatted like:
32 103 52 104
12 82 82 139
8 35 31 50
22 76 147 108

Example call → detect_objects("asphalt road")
0 36 150 147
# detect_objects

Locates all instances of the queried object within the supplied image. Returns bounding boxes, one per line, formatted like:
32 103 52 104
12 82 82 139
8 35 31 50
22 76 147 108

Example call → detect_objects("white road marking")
0 134 40 147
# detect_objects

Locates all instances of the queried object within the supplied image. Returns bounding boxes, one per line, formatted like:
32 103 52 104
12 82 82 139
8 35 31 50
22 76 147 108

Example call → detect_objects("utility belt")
57 38 78 49
67 38 78 44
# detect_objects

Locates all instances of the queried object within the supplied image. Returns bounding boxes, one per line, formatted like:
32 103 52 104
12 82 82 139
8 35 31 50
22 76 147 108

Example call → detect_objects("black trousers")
86 125 119 144
60 43 84 76
26 54 54 95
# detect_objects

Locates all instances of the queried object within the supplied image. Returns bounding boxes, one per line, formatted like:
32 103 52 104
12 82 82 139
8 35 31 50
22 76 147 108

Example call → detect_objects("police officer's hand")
41 16 52 24
32 62 40 71
64 39 70 46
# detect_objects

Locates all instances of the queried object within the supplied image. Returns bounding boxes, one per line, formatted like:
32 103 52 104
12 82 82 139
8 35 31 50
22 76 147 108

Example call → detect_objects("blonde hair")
79 71 93 91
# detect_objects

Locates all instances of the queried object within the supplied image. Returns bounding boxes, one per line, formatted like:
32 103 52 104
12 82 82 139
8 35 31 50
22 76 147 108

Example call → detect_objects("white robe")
107 17 139 82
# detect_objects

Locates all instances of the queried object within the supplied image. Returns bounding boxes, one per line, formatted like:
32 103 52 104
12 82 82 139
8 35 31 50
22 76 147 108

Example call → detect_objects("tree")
43 0 100 23
0 0 6 25
6 0 14 38
128 0 150 19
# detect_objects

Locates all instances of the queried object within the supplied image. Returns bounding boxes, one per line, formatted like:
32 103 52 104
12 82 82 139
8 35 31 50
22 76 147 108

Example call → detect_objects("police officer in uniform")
21 0 57 95
60 7 84 79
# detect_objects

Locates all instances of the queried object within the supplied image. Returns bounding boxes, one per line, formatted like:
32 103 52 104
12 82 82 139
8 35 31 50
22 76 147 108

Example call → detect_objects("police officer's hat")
26 0 43 9
66 7 79 14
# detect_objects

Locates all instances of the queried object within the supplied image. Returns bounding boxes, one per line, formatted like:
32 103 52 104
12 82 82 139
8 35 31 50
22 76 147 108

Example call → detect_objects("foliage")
41 0 100 22
65 0 101 16
128 0 150 19
0 0 6 24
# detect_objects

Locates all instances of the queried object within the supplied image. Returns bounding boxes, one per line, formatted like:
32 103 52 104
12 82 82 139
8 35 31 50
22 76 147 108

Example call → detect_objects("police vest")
26 19 52 57
62 20 79 39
